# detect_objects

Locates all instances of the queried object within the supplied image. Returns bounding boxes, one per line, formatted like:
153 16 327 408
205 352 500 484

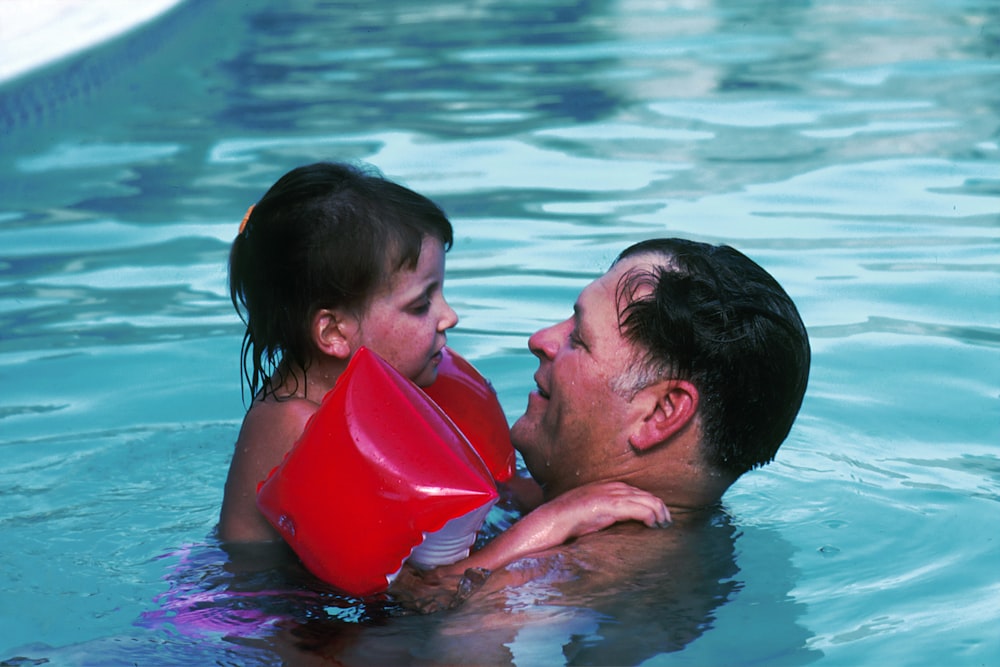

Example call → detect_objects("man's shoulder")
482 512 735 596
479 522 678 592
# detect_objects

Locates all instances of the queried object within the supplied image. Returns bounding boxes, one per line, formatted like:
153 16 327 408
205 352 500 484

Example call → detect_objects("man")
511 236 810 516
280 238 812 665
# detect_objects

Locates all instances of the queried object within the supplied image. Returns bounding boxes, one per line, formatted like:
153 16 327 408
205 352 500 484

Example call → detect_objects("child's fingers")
634 498 670 528
586 482 671 528
621 496 671 529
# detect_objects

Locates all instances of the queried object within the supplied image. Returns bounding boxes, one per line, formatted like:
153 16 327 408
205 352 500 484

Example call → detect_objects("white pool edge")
0 0 187 84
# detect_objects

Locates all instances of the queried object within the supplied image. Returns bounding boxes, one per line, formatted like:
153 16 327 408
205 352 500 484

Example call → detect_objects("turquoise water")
1 0 998 664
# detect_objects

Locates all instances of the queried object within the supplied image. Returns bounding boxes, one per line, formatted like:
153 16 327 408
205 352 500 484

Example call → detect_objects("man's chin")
509 416 532 452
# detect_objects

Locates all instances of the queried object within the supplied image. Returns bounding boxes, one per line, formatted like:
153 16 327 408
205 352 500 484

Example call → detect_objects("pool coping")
0 0 186 84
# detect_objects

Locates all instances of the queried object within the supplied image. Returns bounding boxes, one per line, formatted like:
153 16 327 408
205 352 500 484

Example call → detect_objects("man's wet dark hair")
614 238 810 476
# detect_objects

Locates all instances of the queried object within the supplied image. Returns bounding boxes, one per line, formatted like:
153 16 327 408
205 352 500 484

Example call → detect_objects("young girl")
218 162 668 586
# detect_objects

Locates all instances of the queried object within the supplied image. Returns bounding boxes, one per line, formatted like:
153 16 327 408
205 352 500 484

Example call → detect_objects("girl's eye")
409 300 431 315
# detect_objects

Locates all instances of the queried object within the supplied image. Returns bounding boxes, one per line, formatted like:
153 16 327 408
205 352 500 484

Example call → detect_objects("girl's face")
350 236 458 386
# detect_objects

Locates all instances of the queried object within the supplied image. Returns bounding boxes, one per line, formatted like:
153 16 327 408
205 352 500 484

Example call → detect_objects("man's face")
511 255 655 495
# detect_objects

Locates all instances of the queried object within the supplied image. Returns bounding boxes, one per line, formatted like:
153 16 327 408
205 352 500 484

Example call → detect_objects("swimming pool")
1 0 997 664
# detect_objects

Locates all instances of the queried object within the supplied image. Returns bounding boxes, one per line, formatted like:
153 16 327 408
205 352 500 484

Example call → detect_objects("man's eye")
569 330 585 348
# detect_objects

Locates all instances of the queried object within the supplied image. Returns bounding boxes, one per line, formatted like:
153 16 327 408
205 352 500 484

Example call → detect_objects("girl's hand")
447 481 669 574
504 481 671 552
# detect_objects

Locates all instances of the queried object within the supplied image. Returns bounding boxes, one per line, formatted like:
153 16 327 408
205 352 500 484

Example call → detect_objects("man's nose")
527 320 565 360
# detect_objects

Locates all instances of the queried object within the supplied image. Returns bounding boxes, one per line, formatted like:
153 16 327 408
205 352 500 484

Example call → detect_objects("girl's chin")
414 366 438 388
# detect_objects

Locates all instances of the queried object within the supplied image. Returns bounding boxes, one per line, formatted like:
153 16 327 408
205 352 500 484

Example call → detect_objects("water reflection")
3 511 818 666
254 512 816 666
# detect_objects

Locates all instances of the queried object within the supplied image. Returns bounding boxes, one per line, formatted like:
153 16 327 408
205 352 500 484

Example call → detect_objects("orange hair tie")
238 205 255 236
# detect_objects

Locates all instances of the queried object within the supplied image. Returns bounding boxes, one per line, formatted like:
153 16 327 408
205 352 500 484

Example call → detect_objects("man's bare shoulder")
474 520 699 599
428 514 739 663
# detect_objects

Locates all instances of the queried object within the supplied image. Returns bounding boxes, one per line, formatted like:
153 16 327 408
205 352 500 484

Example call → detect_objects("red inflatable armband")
424 347 515 483
256 347 498 597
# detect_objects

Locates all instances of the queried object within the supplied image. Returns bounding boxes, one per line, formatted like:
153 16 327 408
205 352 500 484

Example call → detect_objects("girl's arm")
458 480 669 572
218 398 318 543
390 481 669 611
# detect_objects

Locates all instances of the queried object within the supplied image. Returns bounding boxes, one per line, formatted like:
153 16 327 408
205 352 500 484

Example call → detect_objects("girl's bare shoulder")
237 395 321 453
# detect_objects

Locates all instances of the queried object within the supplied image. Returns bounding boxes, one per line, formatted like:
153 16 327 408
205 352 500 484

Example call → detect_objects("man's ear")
311 308 356 360
628 380 699 452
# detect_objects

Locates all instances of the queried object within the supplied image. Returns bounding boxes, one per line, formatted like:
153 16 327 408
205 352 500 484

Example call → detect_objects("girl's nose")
439 298 459 331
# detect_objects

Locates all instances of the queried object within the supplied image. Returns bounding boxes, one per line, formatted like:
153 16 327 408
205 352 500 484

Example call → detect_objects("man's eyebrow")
571 303 590 341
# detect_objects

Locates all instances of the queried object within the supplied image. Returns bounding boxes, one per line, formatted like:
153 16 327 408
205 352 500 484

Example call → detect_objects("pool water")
1 0 998 665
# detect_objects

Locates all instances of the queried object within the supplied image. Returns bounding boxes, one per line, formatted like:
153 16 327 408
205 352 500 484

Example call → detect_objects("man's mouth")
535 382 550 400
